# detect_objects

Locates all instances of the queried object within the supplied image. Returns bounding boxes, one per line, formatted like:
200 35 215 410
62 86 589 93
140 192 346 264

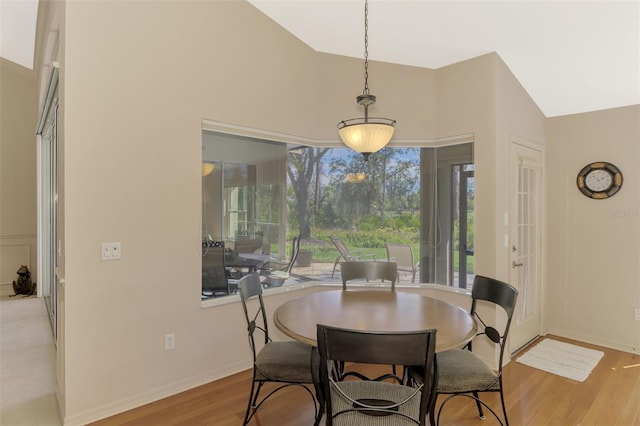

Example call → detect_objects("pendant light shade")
345 172 367 183
338 120 396 160
202 163 215 177
337 0 395 161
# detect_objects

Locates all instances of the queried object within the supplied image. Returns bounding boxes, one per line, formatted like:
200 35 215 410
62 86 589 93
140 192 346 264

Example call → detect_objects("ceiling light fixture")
202 163 215 177
337 0 395 161
345 172 367 184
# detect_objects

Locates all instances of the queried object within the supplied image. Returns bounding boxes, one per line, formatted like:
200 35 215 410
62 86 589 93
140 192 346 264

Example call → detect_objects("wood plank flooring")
91 336 639 425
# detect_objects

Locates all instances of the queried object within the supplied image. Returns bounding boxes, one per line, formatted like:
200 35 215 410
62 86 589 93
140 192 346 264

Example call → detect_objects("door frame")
508 137 545 354
36 61 59 340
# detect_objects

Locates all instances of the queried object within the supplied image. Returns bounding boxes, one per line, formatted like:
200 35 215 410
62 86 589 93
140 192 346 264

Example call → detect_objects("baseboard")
545 328 639 355
62 361 250 426
0 282 15 297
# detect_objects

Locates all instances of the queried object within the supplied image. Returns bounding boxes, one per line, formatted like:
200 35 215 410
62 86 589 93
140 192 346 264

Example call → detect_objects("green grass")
300 244 409 264
300 241 473 273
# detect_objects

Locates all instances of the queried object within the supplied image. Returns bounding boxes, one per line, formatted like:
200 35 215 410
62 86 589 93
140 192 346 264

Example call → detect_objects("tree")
323 147 420 228
287 147 329 239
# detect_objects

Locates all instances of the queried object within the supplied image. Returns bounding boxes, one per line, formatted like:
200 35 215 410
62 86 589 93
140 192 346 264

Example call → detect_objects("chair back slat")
330 237 356 261
284 236 300 273
471 275 518 318
341 261 397 291
238 273 270 355
317 325 437 426
384 243 414 271
470 275 519 365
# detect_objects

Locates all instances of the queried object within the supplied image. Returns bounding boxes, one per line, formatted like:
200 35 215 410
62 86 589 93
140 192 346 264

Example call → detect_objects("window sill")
200 281 470 309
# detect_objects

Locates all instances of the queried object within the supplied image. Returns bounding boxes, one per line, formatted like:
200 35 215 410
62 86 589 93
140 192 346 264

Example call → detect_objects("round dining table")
273 289 477 352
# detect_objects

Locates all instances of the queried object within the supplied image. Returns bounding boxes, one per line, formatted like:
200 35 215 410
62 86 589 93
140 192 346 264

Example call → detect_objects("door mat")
516 338 604 382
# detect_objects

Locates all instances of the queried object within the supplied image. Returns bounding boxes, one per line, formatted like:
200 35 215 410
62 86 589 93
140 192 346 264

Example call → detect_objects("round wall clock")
576 162 623 199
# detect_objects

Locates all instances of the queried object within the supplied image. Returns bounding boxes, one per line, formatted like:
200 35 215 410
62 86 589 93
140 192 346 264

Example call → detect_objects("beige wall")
0 59 38 294
26 0 638 423
435 54 499 279
546 105 640 353
495 55 547 280
314 52 437 141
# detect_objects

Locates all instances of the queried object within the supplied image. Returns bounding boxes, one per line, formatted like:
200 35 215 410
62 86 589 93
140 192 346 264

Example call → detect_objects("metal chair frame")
237 273 319 424
340 261 397 291
329 236 377 278
385 242 419 283
418 275 518 426
317 324 437 426
262 235 300 287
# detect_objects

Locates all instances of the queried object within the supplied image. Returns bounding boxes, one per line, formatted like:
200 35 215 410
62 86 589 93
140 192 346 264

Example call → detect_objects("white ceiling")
0 0 38 70
2 1 638 117
249 0 640 117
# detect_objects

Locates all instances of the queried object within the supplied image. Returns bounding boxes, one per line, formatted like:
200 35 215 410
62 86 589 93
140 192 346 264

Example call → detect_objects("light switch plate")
101 242 121 260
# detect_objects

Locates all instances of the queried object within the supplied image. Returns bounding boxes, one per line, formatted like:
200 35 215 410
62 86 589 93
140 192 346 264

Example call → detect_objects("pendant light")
337 0 396 161
345 172 367 183
202 162 215 177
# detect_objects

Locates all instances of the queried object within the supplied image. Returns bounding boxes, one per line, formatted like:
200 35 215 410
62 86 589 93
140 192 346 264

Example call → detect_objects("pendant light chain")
337 0 395 161
363 0 370 96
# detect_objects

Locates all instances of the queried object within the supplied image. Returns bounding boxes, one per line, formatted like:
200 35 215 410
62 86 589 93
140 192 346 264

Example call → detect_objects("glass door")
509 142 543 353
38 100 58 339
223 163 256 239
452 164 474 288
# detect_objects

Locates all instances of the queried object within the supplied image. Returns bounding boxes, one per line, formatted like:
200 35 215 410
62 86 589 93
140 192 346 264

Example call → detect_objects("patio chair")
317 324 437 425
262 235 300 287
330 236 377 278
408 275 518 426
385 243 419 283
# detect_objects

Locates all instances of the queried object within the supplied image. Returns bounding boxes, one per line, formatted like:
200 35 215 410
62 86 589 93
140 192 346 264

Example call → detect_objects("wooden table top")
274 289 477 351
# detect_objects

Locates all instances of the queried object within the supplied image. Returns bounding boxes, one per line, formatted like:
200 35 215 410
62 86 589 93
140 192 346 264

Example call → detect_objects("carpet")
516 338 604 382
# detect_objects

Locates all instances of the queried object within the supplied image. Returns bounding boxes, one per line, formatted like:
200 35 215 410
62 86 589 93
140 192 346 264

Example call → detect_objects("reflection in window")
420 144 475 288
202 130 474 298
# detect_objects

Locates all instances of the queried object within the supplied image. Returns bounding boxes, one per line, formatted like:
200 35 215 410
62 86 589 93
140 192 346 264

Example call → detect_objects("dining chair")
340 261 397 291
409 275 518 426
385 243 419 283
262 235 300 287
317 324 437 425
237 273 319 425
201 240 238 298
329 236 377 278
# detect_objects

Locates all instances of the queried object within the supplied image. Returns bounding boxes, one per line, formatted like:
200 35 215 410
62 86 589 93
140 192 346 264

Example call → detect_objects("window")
202 129 474 298
420 144 475 288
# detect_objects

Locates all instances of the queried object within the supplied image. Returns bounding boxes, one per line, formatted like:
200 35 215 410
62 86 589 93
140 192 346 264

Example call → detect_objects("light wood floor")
91 335 639 426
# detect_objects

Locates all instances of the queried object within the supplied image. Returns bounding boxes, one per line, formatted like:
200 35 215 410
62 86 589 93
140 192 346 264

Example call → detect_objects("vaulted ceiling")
2 1 638 118
249 0 639 117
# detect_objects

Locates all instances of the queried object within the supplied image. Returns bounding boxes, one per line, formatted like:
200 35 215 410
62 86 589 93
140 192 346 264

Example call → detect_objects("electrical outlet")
635 308 640 321
165 333 175 350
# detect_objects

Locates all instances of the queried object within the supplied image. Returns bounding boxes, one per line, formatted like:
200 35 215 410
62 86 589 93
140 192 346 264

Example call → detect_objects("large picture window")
202 129 473 298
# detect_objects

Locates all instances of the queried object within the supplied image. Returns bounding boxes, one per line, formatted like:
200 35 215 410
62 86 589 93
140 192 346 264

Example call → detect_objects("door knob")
512 261 523 268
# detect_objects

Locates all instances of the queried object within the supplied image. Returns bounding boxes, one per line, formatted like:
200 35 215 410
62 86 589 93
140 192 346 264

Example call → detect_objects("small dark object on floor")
11 265 36 297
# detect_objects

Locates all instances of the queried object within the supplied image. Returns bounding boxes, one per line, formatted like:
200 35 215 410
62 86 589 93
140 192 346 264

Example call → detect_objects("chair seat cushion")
436 349 500 393
255 341 313 383
330 380 422 426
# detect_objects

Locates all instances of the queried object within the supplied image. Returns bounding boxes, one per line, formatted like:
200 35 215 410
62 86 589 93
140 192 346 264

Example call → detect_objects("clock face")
577 162 623 199
585 169 613 192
